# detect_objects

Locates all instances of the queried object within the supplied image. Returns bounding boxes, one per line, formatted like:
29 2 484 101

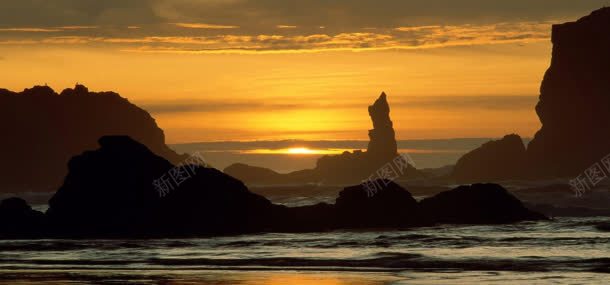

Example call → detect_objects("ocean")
1 217 608 284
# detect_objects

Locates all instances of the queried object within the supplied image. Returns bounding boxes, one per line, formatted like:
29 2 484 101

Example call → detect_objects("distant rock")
223 163 283 184
419 183 547 224
225 92 423 185
0 197 46 238
223 163 316 185
452 134 527 183
0 84 187 193
46 136 275 237
527 8 610 177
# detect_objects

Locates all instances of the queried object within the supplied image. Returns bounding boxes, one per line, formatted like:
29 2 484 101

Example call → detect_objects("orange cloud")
56 25 98 30
0 26 97 32
0 27 62 32
394 25 441 32
173 23 239 29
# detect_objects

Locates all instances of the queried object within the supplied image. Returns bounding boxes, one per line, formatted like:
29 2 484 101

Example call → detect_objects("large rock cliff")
0 84 187 192
527 8 610 177
451 8 610 180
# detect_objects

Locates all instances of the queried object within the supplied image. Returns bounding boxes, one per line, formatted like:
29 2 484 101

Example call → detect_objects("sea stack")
366 92 399 164
225 92 420 185
527 8 610 177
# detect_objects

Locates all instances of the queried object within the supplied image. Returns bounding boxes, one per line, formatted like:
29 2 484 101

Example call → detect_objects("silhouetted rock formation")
46 136 274 237
0 197 46 238
419 184 547 224
0 84 187 193
274 180 424 231
366 92 398 164
527 8 610 177
334 181 422 228
226 92 423 185
452 134 527 183
0 136 545 238
448 8 610 180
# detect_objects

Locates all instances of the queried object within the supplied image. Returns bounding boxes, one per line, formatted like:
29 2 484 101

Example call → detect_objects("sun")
242 147 353 155
286 147 316 155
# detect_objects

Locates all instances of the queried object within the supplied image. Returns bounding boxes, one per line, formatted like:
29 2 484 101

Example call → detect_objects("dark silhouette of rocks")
273 180 426 231
44 136 424 236
0 136 544 238
334 181 422 228
419 184 547 224
0 136 545 238
527 8 610 177
46 136 274 237
452 134 527 183
0 84 187 193
225 92 423 185
0 197 46 238
366 93 398 164
450 8 610 180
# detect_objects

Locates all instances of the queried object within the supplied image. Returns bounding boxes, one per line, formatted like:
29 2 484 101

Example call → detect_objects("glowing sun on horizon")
243 147 354 155
286 147 317 155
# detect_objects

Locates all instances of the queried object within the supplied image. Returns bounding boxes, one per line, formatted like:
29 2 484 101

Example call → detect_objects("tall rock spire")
366 92 398 162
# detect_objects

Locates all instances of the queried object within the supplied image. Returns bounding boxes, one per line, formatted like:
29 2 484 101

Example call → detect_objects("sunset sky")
2 0 610 143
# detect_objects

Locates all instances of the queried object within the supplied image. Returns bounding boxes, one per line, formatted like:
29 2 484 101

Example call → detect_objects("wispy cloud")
0 21 552 54
394 25 441 32
0 26 97 32
119 21 551 54
173 23 239 29
276 25 297 29
0 27 62 32
56 25 98 30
